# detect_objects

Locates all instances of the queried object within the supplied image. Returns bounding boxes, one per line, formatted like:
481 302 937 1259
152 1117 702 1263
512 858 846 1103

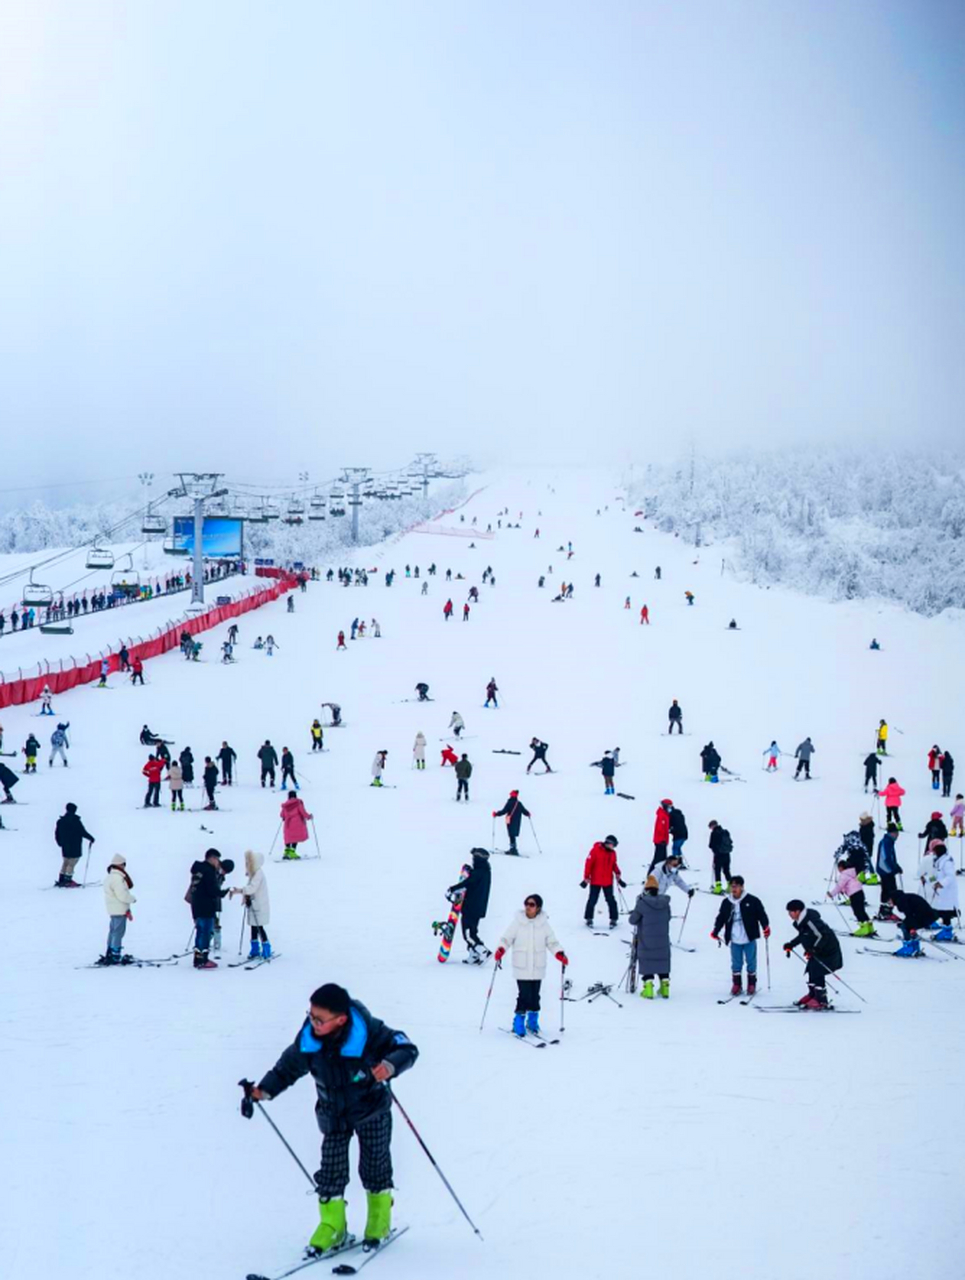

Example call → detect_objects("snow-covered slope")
3 468 963 1280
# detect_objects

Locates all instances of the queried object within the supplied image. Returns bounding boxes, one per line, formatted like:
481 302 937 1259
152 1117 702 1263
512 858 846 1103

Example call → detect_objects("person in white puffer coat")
412 733 426 771
102 855 135 964
923 843 959 932
494 893 568 1038
239 850 272 960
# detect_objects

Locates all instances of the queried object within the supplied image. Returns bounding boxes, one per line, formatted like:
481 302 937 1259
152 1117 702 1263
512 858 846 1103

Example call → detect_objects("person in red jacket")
336 630 346 650
443 599 454 620
927 746 942 789
440 744 459 767
142 754 165 808
651 799 672 869
130 656 144 686
581 836 626 929
640 604 649 625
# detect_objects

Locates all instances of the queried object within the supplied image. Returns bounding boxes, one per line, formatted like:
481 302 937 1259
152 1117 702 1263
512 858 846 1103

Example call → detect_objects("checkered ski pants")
314 1109 393 1198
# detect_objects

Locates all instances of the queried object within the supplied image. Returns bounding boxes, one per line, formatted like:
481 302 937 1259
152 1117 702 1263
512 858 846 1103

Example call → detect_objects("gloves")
783 944 793 956
763 926 771 938
805 952 812 960
494 947 505 963
492 811 497 818
688 889 695 898
580 881 588 889
617 879 627 888
710 933 720 946
556 952 569 966
126 910 133 921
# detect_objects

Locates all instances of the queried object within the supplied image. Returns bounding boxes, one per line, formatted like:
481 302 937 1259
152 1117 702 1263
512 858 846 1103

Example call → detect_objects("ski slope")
3 468 964 1280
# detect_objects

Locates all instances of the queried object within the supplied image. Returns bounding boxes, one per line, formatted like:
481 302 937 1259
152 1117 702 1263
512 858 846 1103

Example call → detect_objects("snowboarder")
831 861 874 937
258 740 279 788
188 849 224 969
763 741 781 771
54 802 94 886
494 894 567 1035
667 699 682 734
142 754 165 807
280 747 298 791
412 732 426 770
202 756 219 809
794 737 815 780
451 849 492 960
581 836 625 928
311 720 324 752
281 790 313 859
710 877 770 995
863 751 880 792
525 738 552 774
218 741 237 785
100 854 135 963
700 742 721 782
629 875 672 999
455 753 472 801
651 798 672 868
707 820 733 893
940 750 955 798
371 750 388 787
415 683 430 702
877 720 888 755
878 777 906 828
493 790 530 855
727 619 738 630
448 712 465 739
783 902 842 1009
244 983 418 1254
168 760 185 811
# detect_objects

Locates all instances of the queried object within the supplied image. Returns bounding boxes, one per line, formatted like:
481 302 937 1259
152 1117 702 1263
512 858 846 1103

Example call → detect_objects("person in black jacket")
597 750 616 795
700 742 721 780
863 751 880 792
217 740 237 785
783 901 842 1008
493 791 530 855
711 876 770 995
54 802 95 886
669 805 688 859
188 848 224 968
707 820 733 893
451 848 492 960
179 746 195 786
258 740 278 788
918 812 948 846
940 750 955 798
247 982 418 1254
280 746 298 791
668 700 683 734
525 738 552 774
202 757 219 810
888 890 940 956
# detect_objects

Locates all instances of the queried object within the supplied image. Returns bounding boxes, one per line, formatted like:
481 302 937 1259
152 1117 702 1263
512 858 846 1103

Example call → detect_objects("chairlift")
308 494 327 521
141 512 166 535
22 575 54 608
111 553 141 592
85 544 115 570
264 502 281 521
163 536 190 556
246 508 269 524
40 622 74 636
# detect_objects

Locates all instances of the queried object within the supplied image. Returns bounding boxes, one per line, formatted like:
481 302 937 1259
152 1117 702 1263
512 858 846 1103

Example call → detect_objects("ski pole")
311 817 322 859
268 821 281 857
827 897 853 933
920 934 965 962
789 948 867 1004
238 904 248 957
238 1080 316 1190
490 814 496 853
559 961 566 1033
764 934 771 990
528 816 543 856
389 1087 484 1242
479 961 500 1032
81 839 94 888
676 894 692 945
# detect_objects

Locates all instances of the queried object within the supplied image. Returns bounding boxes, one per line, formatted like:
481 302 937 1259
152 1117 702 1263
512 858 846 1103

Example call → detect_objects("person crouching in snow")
371 750 388 787
629 875 672 999
236 850 272 958
494 893 567 1036
281 790 313 859
440 743 458 768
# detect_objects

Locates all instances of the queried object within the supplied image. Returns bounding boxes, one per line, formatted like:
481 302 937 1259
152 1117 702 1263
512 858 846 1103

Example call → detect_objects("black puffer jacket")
189 859 223 918
669 808 688 840
54 811 93 857
713 893 769 943
258 1002 418 1134
784 909 842 970
450 858 491 920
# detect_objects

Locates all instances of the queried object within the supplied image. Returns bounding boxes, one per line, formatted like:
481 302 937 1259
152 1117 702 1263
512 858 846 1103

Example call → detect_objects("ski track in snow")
2 468 965 1280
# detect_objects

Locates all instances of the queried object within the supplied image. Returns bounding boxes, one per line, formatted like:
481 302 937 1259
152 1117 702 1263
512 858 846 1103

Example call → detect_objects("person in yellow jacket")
877 720 889 755
310 719 324 752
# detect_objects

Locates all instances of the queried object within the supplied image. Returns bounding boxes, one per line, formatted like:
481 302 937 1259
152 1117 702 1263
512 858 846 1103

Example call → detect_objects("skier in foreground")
494 894 567 1036
710 876 770 996
783 900 842 1009
245 983 418 1256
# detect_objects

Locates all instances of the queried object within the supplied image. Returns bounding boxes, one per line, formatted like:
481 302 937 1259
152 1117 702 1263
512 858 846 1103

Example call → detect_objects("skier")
372 619 381 638
287 595 295 614
258 740 279 788
412 732 426 770
244 982 418 1254
265 635 278 657
629 875 672 999
188 848 225 969
710 877 770 995
830 861 874 937
179 745 195 787
228 623 239 644
878 777 906 829
685 590 694 606
462 603 470 621
371 750 388 787
337 631 346 650
597 750 616 795
321 702 342 727
624 596 631 609
640 604 649 625
581 835 625 929
856 812 878 884
782 902 842 1009
763 741 781 771
40 684 54 715
525 738 552 774
700 742 721 782
22 733 40 773
451 848 492 961
97 657 109 687
140 724 161 746
941 750 955 798
455 753 472 802
794 737 815 780
253 636 265 650
869 638 880 650
707 820 733 894
493 790 530 855
652 853 694 900
494 894 567 1036
142 754 165 807
415 683 430 702
654 566 661 579
118 645 130 672
168 760 185 811
54 802 95 886
448 711 465 739
281 789 313 859
669 803 688 859
928 745 942 790
0 761 17 804
484 678 498 708
221 641 234 664
99 854 135 964
594 574 601 587
202 756 219 809
280 746 299 791
651 798 672 869
877 720 888 755
311 720 324 752
131 656 144 685
667 699 683 734
440 744 458 768
875 823 903 919
218 740 237 785
421 582 428 596
863 750 880 792
922 842 958 931
887 889 940 956
950 795 964 838
443 599 453 621
918 811 947 848
727 619 738 630
238 850 272 958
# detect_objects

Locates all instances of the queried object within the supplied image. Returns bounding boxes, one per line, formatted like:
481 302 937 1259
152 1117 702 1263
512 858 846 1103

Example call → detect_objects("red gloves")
491 811 497 818
763 926 771 938
556 952 568 966
710 933 720 946
494 947 505 963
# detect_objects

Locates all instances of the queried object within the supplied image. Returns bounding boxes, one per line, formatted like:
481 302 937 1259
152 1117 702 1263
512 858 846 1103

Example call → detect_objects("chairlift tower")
171 473 229 605
412 452 438 500
342 468 371 545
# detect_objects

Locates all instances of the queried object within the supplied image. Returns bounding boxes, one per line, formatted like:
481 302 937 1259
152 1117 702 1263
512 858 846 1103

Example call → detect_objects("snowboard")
432 862 471 963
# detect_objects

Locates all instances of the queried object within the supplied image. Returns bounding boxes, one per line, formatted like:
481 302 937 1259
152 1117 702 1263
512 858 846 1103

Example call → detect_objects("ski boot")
194 949 217 970
852 921 875 938
525 1010 540 1035
931 926 955 943
731 975 743 996
658 979 670 999
248 939 261 959
512 1013 526 1037
875 907 898 922
609 919 618 930
363 1190 393 1250
261 941 272 959
283 846 300 860
798 988 825 1010
747 974 757 995
641 979 654 999
712 881 725 895
307 1197 347 1255
894 937 921 958
584 919 594 929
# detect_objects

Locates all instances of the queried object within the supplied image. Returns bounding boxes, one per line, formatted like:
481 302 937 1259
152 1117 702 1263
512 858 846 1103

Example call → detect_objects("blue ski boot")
931 926 954 943
894 937 922 958
525 1011 539 1035
261 941 272 959
512 1013 525 1037
248 940 261 959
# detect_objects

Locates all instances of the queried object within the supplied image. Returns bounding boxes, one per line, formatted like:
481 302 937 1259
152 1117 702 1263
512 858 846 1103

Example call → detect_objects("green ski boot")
308 1197 347 1254
852 921 875 938
364 1190 393 1246
658 978 670 999
641 979 654 999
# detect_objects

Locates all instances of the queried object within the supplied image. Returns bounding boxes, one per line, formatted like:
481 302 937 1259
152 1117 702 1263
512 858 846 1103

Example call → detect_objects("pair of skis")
246 1225 408 1280
500 1028 560 1048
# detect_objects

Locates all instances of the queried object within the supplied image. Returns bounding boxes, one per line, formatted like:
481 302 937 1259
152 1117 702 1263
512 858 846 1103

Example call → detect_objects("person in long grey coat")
629 874 672 1000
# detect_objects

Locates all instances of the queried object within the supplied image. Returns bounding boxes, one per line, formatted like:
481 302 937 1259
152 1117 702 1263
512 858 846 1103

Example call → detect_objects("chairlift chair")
141 513 166 535
163 536 190 556
85 545 115 570
22 577 54 608
111 554 141 591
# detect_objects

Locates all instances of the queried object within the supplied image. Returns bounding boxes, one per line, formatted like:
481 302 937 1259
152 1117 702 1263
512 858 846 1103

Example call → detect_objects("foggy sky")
1 0 963 498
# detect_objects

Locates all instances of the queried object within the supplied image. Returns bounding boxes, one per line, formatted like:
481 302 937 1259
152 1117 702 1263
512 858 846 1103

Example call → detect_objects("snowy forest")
630 447 965 616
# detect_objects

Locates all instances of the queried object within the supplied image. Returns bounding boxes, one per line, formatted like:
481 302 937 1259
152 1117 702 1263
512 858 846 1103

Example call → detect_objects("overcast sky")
1 0 963 501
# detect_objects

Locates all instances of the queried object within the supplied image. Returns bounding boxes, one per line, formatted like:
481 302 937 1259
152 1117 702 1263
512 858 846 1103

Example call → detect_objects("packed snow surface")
4 469 964 1280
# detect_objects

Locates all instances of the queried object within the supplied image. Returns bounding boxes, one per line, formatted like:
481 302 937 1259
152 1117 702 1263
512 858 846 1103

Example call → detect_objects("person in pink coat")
280 790 313 860
878 778 906 829
830 861 873 936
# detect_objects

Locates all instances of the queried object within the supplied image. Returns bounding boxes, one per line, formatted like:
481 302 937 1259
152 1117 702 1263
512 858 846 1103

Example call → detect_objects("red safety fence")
0 574 298 709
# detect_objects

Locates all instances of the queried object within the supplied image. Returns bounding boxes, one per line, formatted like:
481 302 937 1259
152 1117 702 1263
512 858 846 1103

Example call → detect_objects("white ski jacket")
498 910 562 980
104 867 135 917
243 850 270 926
